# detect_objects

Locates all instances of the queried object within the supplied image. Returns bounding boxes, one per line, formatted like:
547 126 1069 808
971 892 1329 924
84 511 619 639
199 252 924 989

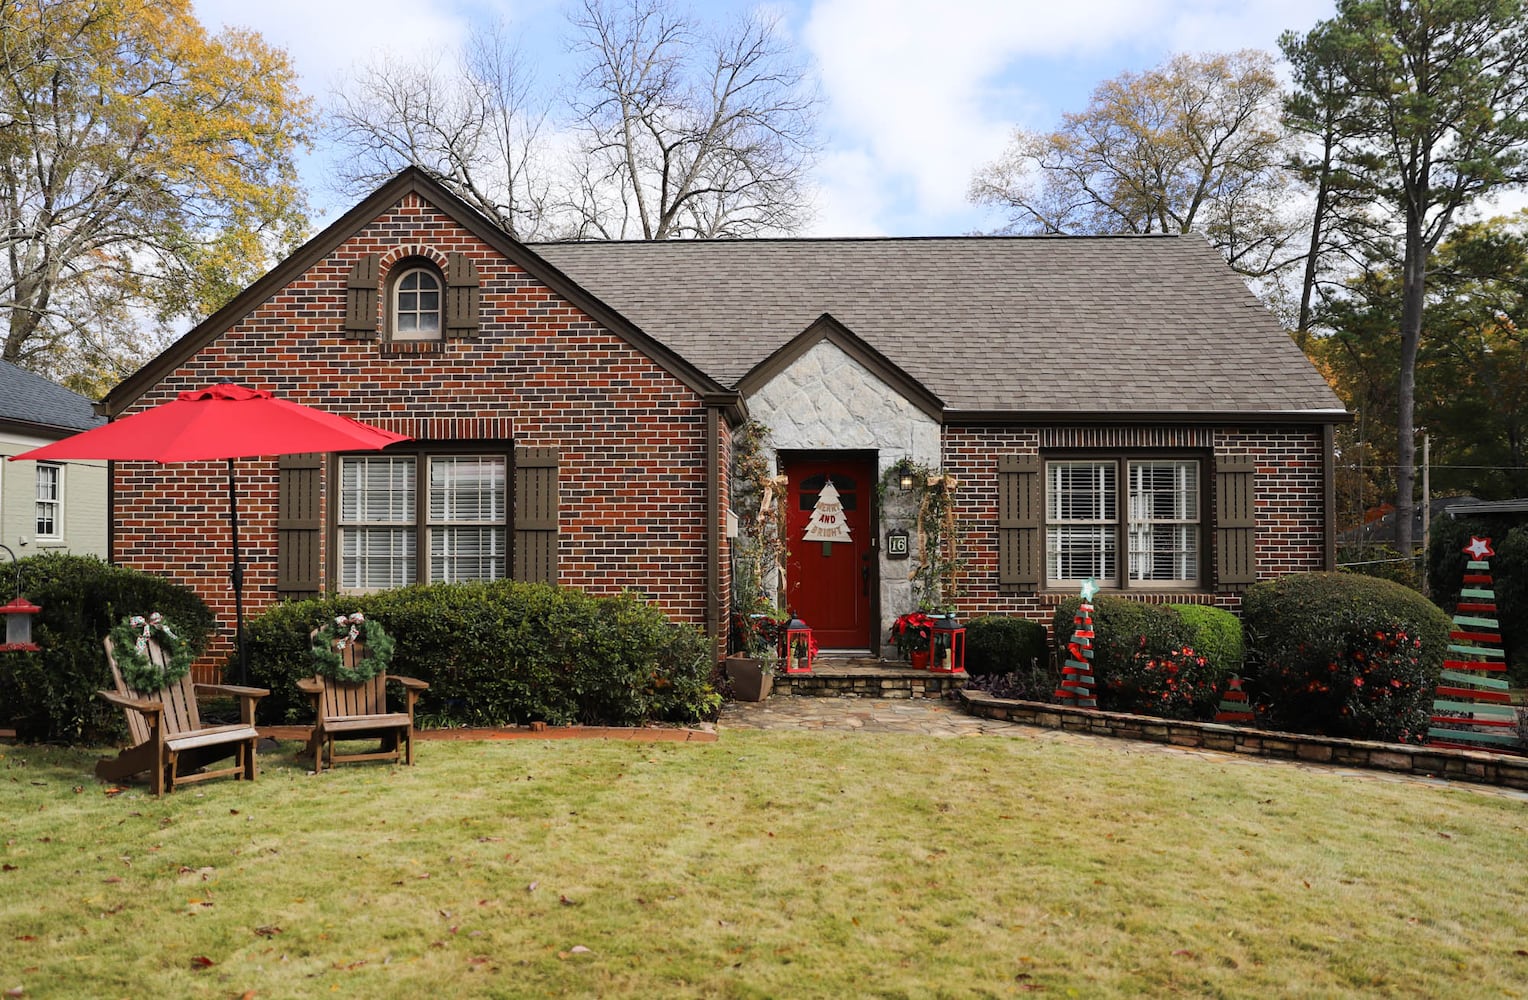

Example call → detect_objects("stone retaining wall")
958 689 1528 791
774 672 963 699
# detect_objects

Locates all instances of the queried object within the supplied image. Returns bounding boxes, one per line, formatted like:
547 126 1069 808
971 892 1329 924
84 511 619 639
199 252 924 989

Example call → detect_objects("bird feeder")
0 544 40 652
928 614 966 674
780 614 815 674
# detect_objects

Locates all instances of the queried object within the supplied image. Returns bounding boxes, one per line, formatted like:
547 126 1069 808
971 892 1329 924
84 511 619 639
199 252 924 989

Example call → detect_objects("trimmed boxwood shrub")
1428 516 1527 686
0 554 213 743
1052 595 1195 714
242 580 719 728
964 615 1048 675
1170 604 1244 675
1242 573 1452 743
963 615 1051 701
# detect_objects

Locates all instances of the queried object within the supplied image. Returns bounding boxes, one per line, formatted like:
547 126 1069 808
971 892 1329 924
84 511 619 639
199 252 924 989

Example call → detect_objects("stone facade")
745 338 940 641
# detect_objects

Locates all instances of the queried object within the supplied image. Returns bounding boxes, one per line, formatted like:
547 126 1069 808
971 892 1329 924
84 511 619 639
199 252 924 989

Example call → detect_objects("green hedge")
1170 604 1244 675
964 615 1049 676
242 581 720 728
1242 573 1451 743
1427 516 1527 686
0 554 213 743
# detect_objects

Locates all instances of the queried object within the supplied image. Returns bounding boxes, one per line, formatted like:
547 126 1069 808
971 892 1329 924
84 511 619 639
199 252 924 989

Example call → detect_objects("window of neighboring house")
337 452 506 591
35 463 62 540
390 265 442 341
1046 457 1201 589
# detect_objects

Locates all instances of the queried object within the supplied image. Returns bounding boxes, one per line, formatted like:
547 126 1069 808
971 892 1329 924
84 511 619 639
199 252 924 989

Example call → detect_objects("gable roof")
531 234 1349 421
102 168 727 417
0 360 104 436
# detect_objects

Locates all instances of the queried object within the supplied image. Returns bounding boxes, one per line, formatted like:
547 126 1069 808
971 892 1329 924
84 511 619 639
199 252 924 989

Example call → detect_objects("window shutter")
344 254 380 338
514 447 558 583
278 453 324 598
998 455 1042 591
444 252 481 339
1215 455 1257 590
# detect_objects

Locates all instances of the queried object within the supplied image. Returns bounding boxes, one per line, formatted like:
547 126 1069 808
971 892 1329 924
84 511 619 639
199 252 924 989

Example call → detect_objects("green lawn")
2 731 1525 999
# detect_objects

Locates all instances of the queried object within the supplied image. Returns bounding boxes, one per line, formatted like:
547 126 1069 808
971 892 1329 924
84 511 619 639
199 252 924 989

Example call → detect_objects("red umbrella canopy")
10 383 409 463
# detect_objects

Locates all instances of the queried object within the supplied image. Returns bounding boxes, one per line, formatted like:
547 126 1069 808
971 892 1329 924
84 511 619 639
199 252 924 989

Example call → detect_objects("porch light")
0 544 40 653
780 614 815 674
896 460 915 493
928 613 966 674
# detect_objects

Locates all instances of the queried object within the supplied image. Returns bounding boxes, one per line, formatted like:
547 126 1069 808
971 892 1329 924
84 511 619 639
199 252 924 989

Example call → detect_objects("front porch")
772 654 966 699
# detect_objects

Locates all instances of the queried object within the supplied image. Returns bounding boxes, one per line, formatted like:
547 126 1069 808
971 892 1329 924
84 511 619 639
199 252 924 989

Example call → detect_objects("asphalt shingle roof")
531 234 1345 416
0 360 102 432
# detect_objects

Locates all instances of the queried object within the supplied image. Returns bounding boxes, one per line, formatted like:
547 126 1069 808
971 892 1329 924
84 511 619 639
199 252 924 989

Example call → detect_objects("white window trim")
1044 456 1203 591
390 265 443 342
35 462 63 542
336 451 509 593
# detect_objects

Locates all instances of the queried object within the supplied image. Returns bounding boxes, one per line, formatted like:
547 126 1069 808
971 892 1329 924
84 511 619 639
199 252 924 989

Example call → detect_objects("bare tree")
327 20 554 239
565 0 819 239
970 51 1302 278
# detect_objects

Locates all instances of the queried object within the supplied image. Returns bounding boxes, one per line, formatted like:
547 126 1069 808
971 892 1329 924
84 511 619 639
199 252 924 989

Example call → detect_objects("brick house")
101 167 1347 664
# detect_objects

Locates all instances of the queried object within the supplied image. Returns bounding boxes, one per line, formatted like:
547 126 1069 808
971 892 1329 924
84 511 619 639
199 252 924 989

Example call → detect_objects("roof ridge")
526 232 1187 248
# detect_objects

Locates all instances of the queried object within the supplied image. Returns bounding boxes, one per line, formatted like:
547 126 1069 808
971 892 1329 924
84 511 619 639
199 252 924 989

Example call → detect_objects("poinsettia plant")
889 611 934 656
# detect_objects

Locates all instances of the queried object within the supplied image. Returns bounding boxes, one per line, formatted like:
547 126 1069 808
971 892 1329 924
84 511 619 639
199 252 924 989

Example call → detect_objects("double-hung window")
337 452 507 591
35 463 62 540
1046 457 1201 589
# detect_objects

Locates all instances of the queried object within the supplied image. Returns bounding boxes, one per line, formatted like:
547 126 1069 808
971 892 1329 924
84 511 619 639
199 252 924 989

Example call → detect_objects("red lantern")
928 614 966 674
0 545 40 652
780 614 815 674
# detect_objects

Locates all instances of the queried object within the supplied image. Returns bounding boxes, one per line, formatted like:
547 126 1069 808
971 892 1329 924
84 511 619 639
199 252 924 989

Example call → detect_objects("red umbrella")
11 383 410 680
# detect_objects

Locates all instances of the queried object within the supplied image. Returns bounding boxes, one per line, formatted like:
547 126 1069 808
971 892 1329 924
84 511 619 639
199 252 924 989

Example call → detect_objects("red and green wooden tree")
1056 579 1098 709
1427 536 1519 751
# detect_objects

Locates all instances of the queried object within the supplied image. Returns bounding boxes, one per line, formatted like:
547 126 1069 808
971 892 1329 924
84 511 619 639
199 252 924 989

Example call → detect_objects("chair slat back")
105 637 202 740
320 641 387 718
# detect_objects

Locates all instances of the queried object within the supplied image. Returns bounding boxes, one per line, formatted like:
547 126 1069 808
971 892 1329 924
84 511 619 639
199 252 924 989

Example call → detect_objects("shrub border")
956 689 1528 792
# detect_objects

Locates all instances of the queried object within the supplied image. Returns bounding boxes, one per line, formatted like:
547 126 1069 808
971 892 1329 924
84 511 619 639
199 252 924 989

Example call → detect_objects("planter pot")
725 656 774 702
910 649 931 670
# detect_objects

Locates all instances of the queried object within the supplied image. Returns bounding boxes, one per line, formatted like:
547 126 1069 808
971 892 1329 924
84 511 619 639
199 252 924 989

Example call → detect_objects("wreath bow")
332 612 365 649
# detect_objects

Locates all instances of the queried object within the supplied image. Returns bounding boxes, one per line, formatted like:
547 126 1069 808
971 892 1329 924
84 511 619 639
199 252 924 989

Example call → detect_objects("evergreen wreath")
310 612 394 683
110 613 193 692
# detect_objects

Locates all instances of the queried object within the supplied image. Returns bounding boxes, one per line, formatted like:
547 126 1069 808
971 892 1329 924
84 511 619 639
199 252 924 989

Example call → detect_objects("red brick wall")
113 193 712 668
943 423 1329 627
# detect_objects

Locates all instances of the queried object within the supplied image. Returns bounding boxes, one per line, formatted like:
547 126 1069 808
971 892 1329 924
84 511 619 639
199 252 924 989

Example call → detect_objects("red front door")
783 456 875 649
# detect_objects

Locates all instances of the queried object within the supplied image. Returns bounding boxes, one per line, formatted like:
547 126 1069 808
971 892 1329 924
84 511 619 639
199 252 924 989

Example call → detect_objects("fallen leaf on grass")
5 987 24 997
1 865 16 872
103 787 125 796
557 946 593 959
1171 950 1196 959
13 936 36 943
103 877 122 884
559 895 576 906
254 926 282 938
527 882 538 893
189 956 215 970
238 991 256 1000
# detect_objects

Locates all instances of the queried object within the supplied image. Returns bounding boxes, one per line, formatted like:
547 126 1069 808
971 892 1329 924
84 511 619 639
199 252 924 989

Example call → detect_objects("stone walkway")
720 695 1528 802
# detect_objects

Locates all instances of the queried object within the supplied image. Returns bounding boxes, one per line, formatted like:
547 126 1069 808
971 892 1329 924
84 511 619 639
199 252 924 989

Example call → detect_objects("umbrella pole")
228 458 248 686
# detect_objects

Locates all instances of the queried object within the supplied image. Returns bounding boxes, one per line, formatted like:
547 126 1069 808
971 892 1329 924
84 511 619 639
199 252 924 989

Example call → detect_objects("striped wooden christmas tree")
1427 536 1519 752
1215 676 1255 723
1056 579 1098 709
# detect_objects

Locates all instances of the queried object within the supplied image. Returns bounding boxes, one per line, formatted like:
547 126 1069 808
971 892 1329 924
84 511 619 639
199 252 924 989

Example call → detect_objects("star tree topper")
1464 536 1495 560
1078 578 1099 602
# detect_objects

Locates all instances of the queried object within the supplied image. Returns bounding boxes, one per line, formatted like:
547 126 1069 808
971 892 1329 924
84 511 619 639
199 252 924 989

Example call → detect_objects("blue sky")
191 0 1338 237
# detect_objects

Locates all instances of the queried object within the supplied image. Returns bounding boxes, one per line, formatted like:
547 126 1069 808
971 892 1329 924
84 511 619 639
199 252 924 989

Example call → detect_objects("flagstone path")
719 695 1528 802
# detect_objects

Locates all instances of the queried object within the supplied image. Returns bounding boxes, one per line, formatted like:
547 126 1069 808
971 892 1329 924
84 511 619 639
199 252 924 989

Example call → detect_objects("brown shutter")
1215 455 1257 590
998 455 1042 591
344 254 380 338
514 447 558 583
444 252 481 339
277 453 324 598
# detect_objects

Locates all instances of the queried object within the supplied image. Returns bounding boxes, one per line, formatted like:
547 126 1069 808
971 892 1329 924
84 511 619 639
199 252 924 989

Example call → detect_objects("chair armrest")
295 679 323 695
196 683 270 699
98 690 163 714
389 675 430 691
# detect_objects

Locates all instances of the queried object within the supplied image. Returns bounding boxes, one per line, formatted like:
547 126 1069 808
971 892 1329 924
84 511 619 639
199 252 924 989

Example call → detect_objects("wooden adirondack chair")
298 633 428 773
96 637 269 795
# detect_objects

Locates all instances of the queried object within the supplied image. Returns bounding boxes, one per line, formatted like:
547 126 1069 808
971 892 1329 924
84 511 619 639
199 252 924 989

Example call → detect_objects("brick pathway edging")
957 689 1528 791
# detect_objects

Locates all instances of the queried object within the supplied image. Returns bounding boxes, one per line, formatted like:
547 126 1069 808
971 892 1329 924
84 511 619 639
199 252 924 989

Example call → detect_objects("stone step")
774 658 966 699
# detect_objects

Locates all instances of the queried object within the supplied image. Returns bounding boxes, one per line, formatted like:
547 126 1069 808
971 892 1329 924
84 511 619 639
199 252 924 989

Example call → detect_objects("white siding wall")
0 430 109 559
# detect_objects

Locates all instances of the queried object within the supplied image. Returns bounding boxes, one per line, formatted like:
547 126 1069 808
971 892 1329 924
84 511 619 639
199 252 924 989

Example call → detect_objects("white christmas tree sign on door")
803 478 852 553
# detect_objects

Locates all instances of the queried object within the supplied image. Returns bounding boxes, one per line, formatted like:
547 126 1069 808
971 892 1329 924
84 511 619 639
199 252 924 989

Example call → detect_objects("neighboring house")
0 360 108 559
101 168 1348 663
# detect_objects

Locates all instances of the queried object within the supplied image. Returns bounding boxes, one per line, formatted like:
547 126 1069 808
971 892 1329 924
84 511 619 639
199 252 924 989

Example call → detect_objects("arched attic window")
388 262 443 341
